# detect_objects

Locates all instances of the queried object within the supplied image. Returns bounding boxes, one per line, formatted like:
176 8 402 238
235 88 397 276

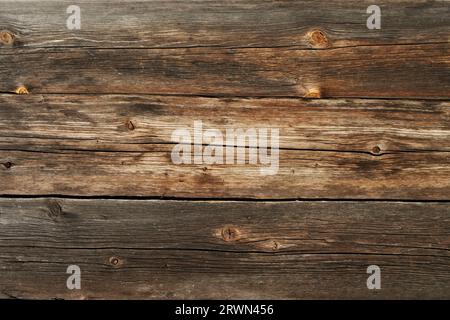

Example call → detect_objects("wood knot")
221 225 241 242
126 120 135 131
109 256 122 267
308 29 329 48
47 200 63 219
15 86 29 95
272 241 279 251
303 88 321 99
371 145 381 155
2 161 13 169
0 30 15 45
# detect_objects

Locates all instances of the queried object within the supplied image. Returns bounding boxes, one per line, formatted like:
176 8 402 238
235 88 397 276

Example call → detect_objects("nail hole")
126 120 135 131
109 257 120 266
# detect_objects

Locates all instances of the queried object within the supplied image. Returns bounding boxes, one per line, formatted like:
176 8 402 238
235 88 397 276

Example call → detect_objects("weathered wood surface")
0 44 448 98
1 1 448 98
0 95 449 199
1 95 449 152
0 199 448 299
0 0 449 300
1 0 448 49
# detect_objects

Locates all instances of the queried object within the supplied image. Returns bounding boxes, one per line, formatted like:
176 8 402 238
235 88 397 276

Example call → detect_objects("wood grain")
0 199 448 299
1 0 448 49
1 0 449 300
2 1 448 98
0 94 449 199
1 43 448 98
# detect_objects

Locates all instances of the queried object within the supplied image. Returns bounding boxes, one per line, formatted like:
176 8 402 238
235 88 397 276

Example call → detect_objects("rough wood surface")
1 0 448 49
0 95 449 199
1 1 448 98
1 0 449 300
0 199 448 299
0 44 448 98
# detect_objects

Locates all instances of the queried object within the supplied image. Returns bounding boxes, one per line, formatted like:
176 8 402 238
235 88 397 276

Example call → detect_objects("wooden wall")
0 0 449 299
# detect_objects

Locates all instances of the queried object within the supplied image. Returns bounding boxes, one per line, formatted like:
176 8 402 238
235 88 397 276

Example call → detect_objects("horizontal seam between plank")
0 195 449 202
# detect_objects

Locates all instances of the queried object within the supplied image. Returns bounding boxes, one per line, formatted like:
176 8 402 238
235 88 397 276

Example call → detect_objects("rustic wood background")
0 0 449 299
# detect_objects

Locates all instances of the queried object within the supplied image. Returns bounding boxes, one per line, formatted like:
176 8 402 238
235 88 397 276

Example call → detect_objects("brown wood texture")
1 1 449 98
1 0 448 49
0 0 449 300
0 199 448 299
0 44 448 98
0 95 449 199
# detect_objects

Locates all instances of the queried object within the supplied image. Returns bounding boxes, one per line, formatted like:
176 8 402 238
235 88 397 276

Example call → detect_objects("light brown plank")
0 95 449 199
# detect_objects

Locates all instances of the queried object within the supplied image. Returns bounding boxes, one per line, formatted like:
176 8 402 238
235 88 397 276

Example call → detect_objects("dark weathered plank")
1 44 448 98
0 199 448 299
1 0 448 49
0 95 449 199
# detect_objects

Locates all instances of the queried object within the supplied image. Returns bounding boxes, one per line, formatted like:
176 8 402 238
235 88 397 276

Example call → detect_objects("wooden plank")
1 44 448 98
2 147 449 199
0 199 448 299
1 0 448 49
0 94 449 199
1 95 449 152
0 0 448 301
